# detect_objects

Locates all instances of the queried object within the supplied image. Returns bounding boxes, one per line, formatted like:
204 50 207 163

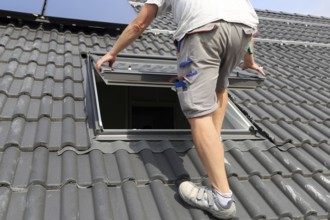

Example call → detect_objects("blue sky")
251 0 330 18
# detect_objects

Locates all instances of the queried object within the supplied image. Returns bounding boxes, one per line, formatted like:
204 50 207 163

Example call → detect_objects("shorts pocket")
176 86 194 114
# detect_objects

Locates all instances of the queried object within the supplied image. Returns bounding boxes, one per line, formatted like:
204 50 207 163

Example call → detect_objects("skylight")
86 53 262 140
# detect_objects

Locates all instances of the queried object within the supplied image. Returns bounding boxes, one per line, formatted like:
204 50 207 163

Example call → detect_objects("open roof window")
86 53 264 140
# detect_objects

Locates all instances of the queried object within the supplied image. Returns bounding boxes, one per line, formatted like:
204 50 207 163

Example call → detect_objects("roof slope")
0 7 330 220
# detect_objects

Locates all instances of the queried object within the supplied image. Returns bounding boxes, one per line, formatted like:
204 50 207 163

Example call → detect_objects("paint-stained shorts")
175 20 253 118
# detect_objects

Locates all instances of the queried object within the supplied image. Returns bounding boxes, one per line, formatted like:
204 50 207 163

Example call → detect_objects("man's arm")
96 4 158 71
241 37 266 76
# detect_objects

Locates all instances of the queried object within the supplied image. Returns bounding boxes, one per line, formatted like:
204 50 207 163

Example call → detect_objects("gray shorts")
175 20 252 118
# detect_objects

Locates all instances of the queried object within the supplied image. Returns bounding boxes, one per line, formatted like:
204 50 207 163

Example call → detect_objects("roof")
0 4 330 220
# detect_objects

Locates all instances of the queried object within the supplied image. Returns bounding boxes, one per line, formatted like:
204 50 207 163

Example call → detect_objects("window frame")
86 53 263 141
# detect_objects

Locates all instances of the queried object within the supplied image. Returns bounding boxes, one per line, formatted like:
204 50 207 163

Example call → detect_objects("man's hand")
240 62 266 77
96 53 116 72
242 37 266 77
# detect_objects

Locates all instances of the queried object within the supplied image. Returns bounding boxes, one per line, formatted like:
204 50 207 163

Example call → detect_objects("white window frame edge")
87 53 261 141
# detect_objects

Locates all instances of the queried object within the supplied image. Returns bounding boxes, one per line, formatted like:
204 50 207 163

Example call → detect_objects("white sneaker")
178 181 236 219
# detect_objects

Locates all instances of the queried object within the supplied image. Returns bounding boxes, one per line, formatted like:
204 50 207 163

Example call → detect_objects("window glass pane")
0 0 43 14
45 0 136 25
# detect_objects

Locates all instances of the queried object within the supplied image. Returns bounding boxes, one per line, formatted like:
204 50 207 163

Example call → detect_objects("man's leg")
187 88 230 193
177 21 250 218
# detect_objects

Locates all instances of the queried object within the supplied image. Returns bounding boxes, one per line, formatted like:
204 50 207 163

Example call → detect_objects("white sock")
214 190 233 208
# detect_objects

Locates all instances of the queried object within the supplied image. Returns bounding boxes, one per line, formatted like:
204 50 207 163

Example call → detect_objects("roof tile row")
256 10 330 25
257 20 330 43
0 51 81 67
0 118 89 151
0 174 329 220
0 140 329 188
231 89 330 106
0 62 84 82
237 101 329 123
0 94 86 121
0 25 84 45
0 75 85 100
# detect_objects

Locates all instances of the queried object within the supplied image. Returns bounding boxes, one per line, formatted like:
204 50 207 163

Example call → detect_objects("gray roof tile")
29 147 49 185
0 35 10 46
0 147 20 185
35 117 51 146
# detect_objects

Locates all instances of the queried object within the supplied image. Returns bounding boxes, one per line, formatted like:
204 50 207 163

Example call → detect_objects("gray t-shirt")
146 0 259 40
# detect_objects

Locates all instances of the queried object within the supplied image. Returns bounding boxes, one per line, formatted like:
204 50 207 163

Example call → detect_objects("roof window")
86 53 264 140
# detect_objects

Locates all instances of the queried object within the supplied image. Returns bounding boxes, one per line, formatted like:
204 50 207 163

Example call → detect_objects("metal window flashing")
94 129 260 141
87 53 262 141
86 54 103 133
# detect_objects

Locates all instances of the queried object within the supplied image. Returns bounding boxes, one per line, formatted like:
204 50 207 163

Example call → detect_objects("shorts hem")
184 104 218 119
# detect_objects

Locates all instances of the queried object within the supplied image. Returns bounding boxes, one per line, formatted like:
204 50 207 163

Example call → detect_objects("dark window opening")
132 106 174 129
96 82 190 130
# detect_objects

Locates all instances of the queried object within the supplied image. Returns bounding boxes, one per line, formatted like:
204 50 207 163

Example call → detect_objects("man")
97 0 265 219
